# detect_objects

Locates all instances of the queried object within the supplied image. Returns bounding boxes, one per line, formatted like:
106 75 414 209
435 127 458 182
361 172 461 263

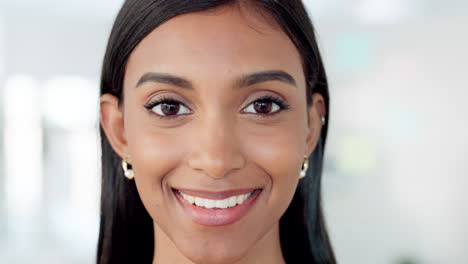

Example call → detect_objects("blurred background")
0 0 466 263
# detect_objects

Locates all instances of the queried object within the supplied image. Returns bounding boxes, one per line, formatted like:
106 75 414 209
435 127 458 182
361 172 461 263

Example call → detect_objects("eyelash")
143 95 290 120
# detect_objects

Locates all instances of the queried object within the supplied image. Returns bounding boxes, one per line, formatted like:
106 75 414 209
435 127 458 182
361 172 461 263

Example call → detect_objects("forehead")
125 5 304 89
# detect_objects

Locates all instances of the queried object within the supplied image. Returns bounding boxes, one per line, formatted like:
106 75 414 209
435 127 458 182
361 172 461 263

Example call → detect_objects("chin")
178 239 251 264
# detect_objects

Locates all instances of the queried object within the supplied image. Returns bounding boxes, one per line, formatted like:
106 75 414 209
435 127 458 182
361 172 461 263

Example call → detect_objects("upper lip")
173 187 261 200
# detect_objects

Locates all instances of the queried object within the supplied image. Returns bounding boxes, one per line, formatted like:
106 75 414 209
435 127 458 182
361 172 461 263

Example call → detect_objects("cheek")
125 118 185 218
242 121 307 215
124 95 186 184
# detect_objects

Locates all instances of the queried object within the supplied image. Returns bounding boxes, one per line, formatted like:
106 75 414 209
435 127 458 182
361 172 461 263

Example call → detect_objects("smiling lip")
174 188 259 200
173 188 262 226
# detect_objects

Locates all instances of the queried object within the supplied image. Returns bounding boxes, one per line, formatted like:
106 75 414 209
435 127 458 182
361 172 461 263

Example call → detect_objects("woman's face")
101 5 324 264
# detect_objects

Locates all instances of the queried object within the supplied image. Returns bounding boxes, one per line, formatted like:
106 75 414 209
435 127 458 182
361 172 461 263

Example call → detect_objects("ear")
100 93 128 160
305 93 326 157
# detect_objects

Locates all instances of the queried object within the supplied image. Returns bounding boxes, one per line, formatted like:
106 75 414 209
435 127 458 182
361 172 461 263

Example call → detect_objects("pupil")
254 100 272 114
161 102 179 115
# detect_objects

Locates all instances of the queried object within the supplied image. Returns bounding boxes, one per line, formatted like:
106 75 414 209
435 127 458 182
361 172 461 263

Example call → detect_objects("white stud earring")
321 116 326 125
299 155 309 179
122 156 134 180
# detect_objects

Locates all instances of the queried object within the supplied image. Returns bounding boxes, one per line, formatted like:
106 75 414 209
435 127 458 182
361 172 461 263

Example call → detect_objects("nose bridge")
187 110 245 179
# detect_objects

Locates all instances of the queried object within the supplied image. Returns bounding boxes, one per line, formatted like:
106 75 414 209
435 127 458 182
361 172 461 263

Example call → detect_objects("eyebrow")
135 70 297 89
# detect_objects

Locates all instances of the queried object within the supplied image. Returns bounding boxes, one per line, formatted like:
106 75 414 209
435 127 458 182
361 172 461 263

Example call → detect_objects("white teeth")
194 197 203 207
228 196 237 207
215 200 228 209
236 194 244 204
204 199 215 209
179 190 255 209
187 195 195 204
181 193 195 204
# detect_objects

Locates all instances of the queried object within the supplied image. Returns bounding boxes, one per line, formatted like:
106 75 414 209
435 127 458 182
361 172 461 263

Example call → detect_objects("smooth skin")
100 4 325 264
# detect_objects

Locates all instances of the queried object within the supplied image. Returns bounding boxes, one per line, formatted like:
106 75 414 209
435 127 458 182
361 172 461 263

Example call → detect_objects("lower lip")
173 189 262 227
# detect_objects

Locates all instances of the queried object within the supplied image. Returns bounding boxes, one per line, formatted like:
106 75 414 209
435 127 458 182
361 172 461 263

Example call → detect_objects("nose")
187 114 245 179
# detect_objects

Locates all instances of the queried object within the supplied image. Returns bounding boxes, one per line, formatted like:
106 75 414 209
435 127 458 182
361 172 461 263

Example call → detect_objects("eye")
144 97 191 119
242 95 290 116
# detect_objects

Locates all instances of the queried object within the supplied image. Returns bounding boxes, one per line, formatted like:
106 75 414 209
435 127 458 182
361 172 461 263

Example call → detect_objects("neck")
152 222 286 264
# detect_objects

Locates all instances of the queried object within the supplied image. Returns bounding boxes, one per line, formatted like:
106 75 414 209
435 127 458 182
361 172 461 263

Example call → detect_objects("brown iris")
161 102 180 115
254 100 272 114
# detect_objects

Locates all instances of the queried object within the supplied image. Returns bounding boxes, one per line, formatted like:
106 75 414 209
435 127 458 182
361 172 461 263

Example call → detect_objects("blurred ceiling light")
4 75 43 220
43 75 98 131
